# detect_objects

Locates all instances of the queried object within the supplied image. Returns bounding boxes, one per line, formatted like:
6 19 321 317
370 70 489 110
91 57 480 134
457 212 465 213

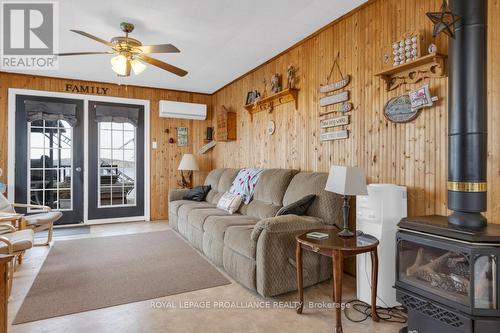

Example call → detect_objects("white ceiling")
6 0 367 93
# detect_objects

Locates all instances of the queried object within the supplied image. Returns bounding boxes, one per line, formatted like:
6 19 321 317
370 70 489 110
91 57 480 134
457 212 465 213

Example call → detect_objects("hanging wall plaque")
384 94 419 123
320 115 349 128
177 127 188 146
320 130 348 141
319 102 353 117
319 75 351 93
319 91 349 107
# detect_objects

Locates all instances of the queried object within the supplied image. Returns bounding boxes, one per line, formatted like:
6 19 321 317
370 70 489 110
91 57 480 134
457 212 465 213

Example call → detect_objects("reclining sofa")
168 168 343 297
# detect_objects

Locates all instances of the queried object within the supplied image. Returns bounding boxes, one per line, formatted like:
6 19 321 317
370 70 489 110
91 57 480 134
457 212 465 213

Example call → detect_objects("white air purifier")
356 184 407 307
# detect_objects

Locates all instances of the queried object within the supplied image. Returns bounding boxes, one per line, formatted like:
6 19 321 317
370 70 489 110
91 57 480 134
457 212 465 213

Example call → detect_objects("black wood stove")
395 1 500 332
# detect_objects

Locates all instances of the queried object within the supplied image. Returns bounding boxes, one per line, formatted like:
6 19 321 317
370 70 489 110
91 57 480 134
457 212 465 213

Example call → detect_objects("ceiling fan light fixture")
111 54 128 76
131 58 146 75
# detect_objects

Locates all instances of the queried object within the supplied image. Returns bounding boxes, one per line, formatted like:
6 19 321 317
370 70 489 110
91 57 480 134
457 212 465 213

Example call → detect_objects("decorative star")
426 0 461 38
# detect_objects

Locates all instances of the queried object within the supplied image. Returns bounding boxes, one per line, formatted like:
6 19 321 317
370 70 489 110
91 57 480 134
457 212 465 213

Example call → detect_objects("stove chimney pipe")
448 0 488 228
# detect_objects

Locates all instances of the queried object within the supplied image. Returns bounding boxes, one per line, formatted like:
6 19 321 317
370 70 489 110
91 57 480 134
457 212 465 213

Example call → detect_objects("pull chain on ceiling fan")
57 22 188 77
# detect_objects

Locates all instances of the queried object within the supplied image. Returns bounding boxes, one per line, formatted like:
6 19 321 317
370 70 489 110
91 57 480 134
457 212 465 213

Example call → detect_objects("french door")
15 95 84 225
87 101 145 220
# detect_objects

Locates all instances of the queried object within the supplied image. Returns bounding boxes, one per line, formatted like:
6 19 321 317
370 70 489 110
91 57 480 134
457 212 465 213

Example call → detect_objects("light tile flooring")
9 221 405 333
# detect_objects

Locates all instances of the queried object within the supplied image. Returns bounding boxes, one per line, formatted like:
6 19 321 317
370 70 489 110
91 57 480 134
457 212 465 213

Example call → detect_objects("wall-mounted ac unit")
159 100 207 120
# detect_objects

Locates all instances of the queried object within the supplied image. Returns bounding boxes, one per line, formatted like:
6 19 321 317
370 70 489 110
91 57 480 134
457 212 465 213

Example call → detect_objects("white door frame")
7 88 151 224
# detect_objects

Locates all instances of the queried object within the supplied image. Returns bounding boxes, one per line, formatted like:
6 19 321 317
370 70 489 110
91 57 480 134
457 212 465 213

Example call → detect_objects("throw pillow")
217 192 243 214
275 194 316 216
182 185 211 202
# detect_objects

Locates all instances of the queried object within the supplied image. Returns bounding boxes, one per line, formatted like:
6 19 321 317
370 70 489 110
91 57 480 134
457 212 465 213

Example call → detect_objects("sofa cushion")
187 208 230 231
169 200 194 216
204 169 226 203
177 201 215 219
239 169 298 219
224 225 256 259
204 215 258 242
206 168 240 205
283 172 343 226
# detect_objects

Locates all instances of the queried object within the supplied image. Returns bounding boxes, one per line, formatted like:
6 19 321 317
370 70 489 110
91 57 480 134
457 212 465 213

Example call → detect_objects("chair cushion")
24 211 63 225
224 225 256 259
0 193 15 214
187 208 230 231
0 229 34 254
203 215 258 242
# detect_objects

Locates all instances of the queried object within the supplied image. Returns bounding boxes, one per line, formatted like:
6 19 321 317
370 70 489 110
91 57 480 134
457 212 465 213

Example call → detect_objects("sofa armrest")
168 189 190 202
251 215 323 241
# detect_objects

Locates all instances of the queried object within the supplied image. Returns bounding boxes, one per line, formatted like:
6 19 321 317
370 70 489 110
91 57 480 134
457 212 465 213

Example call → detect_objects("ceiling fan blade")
138 54 188 77
56 52 113 56
135 44 180 54
70 30 113 46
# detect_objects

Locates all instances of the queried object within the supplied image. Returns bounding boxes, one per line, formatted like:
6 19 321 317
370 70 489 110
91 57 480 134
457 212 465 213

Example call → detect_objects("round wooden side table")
295 229 380 333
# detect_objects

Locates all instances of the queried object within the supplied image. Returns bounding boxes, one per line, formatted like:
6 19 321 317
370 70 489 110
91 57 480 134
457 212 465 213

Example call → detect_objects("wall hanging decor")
319 102 353 117
408 84 439 111
198 140 217 154
320 130 348 141
319 91 349 107
267 120 276 135
176 127 188 147
320 115 349 129
384 95 419 123
319 75 351 93
426 0 461 38
216 105 237 141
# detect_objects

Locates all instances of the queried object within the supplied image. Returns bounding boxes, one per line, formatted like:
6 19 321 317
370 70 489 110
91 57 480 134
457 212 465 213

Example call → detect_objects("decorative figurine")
271 73 281 93
287 65 296 89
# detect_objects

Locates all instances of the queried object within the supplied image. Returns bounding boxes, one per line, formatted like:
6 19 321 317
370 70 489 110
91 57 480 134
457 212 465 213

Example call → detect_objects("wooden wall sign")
319 102 353 117
65 83 108 95
319 75 351 93
319 91 349 107
177 127 188 146
320 115 349 128
384 94 419 123
320 130 348 141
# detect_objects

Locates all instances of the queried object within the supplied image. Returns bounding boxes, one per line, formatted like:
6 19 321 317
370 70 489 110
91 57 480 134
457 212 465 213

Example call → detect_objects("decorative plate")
267 120 276 135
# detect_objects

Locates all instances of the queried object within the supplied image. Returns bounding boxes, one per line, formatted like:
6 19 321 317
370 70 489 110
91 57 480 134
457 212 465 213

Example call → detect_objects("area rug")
14 231 230 324
34 225 90 238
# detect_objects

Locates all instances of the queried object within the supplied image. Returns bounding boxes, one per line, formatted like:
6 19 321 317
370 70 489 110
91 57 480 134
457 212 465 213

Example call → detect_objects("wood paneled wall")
0 73 213 220
213 0 500 222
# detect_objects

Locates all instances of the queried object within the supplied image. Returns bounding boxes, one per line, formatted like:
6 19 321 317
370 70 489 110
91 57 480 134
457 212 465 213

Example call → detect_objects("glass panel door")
87 101 145 220
15 95 84 224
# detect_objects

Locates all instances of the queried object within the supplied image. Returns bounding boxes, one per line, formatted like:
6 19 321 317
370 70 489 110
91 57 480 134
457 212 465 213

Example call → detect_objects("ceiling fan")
57 22 188 77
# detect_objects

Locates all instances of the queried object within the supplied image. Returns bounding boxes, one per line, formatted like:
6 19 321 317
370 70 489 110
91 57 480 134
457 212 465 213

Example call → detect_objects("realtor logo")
1 1 58 69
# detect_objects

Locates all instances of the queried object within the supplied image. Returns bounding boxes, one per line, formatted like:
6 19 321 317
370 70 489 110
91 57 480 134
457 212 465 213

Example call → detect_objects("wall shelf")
375 53 447 91
244 88 299 119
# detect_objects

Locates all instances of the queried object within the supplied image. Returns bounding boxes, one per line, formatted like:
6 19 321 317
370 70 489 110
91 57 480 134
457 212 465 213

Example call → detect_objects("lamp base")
338 228 355 237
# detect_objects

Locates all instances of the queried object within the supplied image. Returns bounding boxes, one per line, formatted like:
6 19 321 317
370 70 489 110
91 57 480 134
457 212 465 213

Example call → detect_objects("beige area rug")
14 231 230 324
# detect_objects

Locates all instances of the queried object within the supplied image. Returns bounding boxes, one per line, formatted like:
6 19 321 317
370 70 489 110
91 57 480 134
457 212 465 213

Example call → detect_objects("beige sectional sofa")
168 168 343 297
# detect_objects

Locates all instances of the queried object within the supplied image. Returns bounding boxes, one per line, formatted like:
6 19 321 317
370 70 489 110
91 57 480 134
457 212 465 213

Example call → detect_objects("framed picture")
245 91 255 105
177 127 188 147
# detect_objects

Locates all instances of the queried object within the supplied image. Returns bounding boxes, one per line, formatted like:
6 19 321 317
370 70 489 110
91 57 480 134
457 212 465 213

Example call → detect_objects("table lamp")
325 165 368 237
178 154 199 188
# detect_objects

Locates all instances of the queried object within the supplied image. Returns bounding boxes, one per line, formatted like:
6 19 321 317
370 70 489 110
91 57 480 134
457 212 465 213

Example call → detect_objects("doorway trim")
8 88 151 223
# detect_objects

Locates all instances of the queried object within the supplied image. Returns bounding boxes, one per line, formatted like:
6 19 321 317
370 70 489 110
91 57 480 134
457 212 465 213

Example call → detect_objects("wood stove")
395 1 500 332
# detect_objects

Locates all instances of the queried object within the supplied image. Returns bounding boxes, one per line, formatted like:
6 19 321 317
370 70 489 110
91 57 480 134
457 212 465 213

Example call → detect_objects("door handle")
75 167 82 172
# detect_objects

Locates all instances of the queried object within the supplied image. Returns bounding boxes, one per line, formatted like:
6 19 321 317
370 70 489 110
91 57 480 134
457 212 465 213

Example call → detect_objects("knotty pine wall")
212 0 500 222
0 72 213 220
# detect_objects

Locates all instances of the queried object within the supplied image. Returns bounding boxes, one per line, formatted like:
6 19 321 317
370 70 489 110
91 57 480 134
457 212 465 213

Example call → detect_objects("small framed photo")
245 91 255 105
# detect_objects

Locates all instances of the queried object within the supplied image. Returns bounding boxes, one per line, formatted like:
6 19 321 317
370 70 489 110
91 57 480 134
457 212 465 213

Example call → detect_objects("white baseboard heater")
159 100 207 120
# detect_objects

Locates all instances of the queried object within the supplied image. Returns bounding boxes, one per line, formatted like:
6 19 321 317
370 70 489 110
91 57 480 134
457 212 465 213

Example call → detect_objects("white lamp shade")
325 165 368 196
178 154 199 171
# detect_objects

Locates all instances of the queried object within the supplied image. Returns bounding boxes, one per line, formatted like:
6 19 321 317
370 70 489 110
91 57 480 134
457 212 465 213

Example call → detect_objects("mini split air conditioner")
159 100 207 120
